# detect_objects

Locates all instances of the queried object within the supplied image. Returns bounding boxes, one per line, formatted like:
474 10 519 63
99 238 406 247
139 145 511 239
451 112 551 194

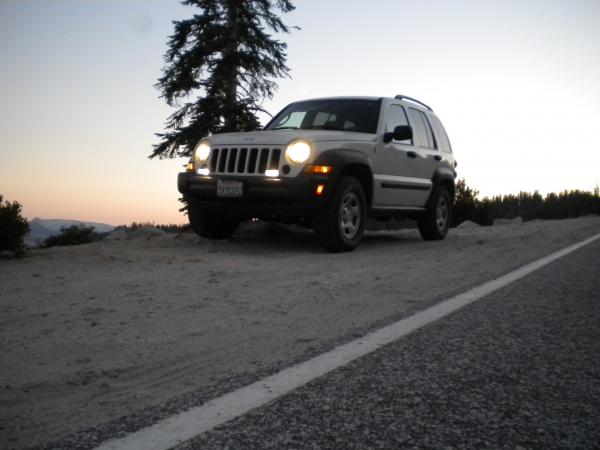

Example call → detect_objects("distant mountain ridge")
26 218 115 246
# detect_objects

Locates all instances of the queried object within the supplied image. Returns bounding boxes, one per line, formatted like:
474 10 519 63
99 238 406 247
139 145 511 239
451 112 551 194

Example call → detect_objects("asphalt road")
178 239 600 449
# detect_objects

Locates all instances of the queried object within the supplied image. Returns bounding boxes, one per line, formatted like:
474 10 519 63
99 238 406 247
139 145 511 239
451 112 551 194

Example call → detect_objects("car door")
373 104 433 208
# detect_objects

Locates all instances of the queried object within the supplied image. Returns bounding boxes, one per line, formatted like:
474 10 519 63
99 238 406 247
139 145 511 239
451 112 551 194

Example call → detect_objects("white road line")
96 232 600 450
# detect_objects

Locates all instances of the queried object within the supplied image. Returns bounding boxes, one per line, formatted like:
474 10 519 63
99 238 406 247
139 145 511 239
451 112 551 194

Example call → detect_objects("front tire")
418 186 452 240
188 202 239 239
314 176 367 252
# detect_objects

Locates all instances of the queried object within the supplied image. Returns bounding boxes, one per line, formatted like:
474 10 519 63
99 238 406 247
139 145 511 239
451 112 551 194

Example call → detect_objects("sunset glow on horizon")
1 0 599 226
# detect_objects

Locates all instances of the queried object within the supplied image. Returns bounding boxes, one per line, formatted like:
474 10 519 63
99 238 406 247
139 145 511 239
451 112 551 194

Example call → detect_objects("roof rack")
394 95 433 112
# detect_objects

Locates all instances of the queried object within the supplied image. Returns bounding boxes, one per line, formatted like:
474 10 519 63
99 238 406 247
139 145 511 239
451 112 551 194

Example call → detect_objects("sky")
1 0 599 225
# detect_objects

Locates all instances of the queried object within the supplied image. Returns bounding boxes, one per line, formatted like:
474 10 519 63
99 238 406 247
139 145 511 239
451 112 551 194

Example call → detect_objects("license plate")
217 179 243 197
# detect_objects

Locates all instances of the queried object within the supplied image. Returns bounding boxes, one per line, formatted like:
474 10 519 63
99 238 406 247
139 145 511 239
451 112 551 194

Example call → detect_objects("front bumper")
177 171 337 217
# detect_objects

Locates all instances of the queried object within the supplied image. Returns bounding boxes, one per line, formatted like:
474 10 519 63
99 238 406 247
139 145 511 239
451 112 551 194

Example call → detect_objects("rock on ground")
457 220 481 229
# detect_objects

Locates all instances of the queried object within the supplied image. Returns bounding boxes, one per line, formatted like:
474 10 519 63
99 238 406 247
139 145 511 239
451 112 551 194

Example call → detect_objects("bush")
0 195 30 256
452 179 479 227
42 225 100 248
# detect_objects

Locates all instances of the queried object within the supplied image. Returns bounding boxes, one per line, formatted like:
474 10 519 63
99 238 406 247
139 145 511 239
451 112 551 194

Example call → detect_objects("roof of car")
290 96 433 112
292 96 384 102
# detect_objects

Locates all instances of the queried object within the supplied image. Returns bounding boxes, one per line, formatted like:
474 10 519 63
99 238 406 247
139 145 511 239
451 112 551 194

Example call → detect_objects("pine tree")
152 0 295 159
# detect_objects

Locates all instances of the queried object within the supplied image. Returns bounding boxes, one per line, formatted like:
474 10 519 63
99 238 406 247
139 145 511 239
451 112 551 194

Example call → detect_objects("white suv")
178 95 457 251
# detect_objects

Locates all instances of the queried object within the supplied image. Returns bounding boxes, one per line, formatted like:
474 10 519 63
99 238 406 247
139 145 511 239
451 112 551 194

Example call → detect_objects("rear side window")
421 112 437 149
408 108 429 148
408 108 439 149
429 114 452 152
385 104 412 144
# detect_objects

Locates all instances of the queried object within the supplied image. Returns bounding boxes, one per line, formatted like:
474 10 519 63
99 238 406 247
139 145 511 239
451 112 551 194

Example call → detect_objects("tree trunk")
223 0 239 131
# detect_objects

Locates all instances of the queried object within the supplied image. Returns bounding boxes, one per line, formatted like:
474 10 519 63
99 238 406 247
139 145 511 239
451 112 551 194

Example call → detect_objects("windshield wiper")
272 126 298 130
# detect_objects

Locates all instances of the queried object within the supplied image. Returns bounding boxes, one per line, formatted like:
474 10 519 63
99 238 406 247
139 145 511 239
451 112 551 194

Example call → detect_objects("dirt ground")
1 216 599 449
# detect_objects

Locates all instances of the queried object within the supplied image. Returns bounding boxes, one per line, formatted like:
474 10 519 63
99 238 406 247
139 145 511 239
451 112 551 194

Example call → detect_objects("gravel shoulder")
1 217 599 448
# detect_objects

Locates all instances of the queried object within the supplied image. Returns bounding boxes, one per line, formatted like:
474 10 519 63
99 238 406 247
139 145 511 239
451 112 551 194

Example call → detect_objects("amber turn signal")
305 165 333 174
315 184 325 196
186 161 195 173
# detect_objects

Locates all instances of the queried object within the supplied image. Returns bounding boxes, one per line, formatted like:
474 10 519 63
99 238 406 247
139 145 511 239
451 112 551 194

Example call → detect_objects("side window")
408 108 429 147
429 114 452 152
385 104 412 144
420 111 437 149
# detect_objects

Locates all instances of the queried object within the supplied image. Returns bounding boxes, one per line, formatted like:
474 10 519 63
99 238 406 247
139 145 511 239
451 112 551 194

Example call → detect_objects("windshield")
265 99 381 134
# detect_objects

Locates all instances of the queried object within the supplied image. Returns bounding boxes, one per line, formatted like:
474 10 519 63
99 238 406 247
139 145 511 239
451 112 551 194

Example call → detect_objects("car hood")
207 130 375 146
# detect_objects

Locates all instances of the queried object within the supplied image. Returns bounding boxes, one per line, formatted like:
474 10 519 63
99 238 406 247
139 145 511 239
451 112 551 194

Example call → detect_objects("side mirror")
383 125 412 143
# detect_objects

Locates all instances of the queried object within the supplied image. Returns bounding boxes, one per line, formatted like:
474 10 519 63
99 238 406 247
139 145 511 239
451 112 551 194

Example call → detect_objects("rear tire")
188 202 239 239
418 186 451 240
314 176 367 252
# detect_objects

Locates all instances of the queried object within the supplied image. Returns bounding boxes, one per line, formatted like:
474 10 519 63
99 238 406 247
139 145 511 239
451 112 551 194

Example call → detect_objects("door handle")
407 151 417 158
433 155 442 161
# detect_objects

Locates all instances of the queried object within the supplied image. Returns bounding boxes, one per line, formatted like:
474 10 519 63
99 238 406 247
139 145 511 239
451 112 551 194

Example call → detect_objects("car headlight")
285 139 311 165
194 140 211 163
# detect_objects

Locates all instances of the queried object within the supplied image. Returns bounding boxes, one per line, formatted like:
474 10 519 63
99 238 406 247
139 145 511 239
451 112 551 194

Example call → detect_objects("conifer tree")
152 0 295 159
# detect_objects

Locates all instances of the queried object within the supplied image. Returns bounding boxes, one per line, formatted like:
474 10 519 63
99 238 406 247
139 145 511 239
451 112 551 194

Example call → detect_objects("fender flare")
426 168 456 211
312 149 373 170
312 149 374 207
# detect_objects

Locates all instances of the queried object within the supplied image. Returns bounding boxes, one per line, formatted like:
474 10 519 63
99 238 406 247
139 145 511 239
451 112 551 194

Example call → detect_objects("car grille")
208 147 282 175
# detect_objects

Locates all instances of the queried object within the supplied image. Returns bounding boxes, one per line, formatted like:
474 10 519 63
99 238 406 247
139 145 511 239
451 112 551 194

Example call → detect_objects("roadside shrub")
42 225 100 248
452 179 479 227
452 180 495 226
0 195 30 256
